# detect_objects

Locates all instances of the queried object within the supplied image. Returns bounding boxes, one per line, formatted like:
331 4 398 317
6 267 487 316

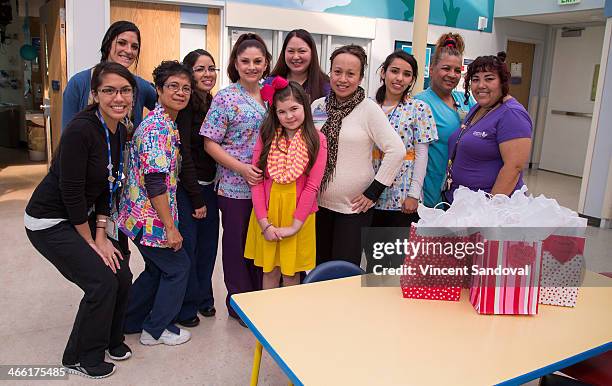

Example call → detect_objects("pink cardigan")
251 131 327 222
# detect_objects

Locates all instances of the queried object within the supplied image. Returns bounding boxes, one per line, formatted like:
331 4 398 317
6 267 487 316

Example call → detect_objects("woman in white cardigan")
312 44 404 267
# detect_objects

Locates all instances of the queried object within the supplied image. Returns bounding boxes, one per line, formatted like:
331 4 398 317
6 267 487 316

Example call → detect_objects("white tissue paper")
416 186 587 242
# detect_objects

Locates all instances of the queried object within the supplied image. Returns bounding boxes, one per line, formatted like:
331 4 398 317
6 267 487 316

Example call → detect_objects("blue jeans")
124 231 190 339
176 184 219 320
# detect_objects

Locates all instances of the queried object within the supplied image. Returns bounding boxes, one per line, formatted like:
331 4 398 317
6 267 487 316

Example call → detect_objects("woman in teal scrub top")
414 33 475 207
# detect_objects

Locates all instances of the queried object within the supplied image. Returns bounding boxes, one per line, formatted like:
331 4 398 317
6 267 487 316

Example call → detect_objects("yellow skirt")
244 181 316 276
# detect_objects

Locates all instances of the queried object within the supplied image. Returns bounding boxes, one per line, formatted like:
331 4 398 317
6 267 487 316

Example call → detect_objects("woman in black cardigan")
174 49 220 327
24 62 136 379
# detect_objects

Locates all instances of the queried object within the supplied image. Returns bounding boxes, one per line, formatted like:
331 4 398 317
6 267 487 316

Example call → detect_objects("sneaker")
139 328 191 346
199 306 216 317
106 343 132 361
63 362 116 379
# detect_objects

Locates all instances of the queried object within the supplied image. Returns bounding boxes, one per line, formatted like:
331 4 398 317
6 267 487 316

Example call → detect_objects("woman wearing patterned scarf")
245 78 327 289
311 45 404 267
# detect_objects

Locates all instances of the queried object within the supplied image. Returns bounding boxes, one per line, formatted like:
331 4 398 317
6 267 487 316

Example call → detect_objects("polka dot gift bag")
538 228 587 307
400 225 475 302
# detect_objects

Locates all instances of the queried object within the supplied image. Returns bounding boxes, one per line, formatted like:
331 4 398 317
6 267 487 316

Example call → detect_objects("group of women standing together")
24 19 532 378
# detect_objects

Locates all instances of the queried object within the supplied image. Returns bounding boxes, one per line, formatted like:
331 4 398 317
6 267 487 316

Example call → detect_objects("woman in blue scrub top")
414 33 475 207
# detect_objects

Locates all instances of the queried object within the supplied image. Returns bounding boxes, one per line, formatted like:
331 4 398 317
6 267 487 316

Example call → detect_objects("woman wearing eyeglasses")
62 21 156 132
118 61 193 346
25 62 135 378
174 49 219 327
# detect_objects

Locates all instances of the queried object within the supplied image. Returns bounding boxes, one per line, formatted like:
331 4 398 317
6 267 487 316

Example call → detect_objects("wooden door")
206 8 221 95
39 0 67 160
110 1 180 83
506 41 535 110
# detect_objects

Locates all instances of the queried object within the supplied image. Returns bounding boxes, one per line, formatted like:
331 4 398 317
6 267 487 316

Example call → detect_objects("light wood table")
230 272 612 386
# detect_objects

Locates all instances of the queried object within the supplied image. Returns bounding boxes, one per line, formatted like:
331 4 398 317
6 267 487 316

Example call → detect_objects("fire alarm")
478 16 488 31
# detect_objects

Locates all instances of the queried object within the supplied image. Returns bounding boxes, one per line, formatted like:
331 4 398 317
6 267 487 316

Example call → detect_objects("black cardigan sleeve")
59 128 95 224
176 108 206 209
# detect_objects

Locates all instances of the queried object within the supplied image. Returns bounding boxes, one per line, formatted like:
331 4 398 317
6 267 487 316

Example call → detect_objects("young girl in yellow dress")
245 77 327 289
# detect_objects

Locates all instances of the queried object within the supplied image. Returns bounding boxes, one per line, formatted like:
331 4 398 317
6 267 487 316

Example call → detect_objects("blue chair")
303 260 365 284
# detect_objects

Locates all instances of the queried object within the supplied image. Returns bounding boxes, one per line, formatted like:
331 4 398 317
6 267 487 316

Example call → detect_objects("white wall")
180 25 207 61
495 0 605 17
66 0 109 78
581 18 612 219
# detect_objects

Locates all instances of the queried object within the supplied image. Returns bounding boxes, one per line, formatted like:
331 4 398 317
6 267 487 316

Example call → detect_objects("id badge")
106 211 119 241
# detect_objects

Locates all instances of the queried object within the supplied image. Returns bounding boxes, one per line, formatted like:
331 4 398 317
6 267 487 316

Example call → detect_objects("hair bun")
444 38 456 48
496 51 507 63
434 32 465 55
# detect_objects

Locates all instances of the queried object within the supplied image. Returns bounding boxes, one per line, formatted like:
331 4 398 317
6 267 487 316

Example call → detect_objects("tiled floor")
1 148 610 385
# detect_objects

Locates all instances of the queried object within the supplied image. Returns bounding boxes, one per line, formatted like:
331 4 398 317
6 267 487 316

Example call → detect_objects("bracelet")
96 218 107 223
261 223 273 235
96 226 106 229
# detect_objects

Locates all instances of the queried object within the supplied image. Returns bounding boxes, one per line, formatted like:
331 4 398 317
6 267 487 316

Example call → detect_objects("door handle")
551 110 592 118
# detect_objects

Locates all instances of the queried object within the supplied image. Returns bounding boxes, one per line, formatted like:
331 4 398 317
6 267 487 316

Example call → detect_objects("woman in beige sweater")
311 45 404 266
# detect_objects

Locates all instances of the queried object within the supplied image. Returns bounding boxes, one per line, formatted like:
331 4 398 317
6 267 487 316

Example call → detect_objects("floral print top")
374 98 438 211
118 103 181 248
200 83 266 199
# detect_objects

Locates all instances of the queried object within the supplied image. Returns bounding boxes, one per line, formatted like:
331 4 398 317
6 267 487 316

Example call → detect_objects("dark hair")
227 33 271 83
270 29 330 101
89 61 137 107
375 50 419 104
183 49 216 115
257 81 320 174
330 44 367 79
431 32 465 68
463 52 510 105
100 21 141 67
152 60 192 90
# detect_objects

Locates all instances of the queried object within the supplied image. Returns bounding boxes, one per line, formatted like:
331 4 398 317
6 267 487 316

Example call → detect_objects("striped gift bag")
469 235 543 315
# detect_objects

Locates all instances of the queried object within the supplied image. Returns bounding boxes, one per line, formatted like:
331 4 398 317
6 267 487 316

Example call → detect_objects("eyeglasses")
193 66 219 74
98 87 133 96
164 83 192 94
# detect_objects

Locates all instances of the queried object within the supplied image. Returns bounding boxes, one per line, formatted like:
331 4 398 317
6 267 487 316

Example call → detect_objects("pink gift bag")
470 235 543 315
538 234 586 307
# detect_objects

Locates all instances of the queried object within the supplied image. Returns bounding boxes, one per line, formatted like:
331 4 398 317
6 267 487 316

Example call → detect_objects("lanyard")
96 110 123 210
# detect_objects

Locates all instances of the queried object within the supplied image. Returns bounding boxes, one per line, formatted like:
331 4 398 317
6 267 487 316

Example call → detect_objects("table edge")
230 296 304 386
496 342 612 385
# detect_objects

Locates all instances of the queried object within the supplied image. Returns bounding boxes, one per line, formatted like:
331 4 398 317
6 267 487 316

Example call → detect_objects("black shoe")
106 343 132 361
178 315 200 328
230 314 248 328
63 362 116 379
199 306 216 317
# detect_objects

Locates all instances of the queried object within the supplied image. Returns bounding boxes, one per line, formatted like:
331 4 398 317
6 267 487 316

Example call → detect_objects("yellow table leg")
250 341 263 386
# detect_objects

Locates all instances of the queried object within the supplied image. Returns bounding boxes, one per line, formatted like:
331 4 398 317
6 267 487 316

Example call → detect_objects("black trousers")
364 209 420 273
315 207 374 267
26 222 132 366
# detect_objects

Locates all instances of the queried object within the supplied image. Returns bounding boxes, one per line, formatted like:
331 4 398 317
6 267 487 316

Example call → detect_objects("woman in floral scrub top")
200 33 271 326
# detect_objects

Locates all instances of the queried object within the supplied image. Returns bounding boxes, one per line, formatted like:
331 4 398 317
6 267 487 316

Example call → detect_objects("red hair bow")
261 76 289 105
